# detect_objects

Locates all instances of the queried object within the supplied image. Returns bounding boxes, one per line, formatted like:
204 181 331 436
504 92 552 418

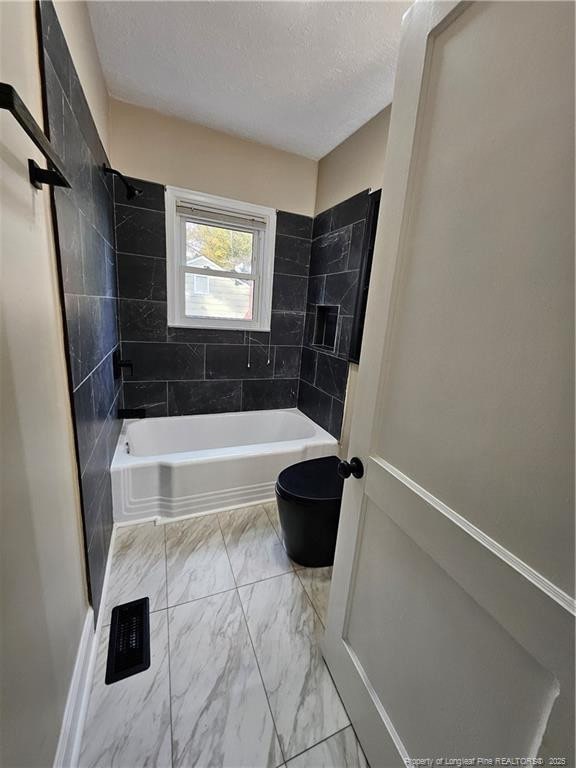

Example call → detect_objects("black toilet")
275 455 344 567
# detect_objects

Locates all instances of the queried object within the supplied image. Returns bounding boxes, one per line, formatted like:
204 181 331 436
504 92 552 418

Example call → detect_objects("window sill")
167 320 271 332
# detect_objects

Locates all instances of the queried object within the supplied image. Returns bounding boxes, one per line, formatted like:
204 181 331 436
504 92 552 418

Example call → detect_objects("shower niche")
313 305 339 351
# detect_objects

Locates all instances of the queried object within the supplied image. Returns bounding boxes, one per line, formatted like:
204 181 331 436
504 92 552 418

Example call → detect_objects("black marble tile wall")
298 191 371 439
115 181 312 416
115 181 377 441
38 1 121 619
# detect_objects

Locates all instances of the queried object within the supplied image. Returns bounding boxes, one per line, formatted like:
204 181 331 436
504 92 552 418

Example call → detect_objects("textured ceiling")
89 1 410 160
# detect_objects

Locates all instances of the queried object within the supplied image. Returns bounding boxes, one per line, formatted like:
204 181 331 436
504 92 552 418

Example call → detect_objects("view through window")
185 221 254 320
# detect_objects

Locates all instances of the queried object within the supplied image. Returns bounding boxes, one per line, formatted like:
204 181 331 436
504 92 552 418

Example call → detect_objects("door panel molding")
357 464 574 762
334 457 574 764
322 0 574 764
342 640 411 763
372 0 574 594
369 456 576 616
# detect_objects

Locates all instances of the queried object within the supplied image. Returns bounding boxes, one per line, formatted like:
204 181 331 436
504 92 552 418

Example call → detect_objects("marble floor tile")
219 504 293 585
239 572 349 759
286 727 368 768
297 567 333 625
165 513 235 606
169 590 283 768
79 610 171 768
262 500 304 571
262 502 294 558
263 500 283 538
103 523 166 622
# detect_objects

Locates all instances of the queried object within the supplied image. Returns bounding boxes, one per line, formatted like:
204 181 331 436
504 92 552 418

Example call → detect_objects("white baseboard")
53 608 95 768
54 527 117 767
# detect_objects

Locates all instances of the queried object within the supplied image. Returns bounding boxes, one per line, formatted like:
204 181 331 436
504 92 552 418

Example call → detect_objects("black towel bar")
0 82 70 190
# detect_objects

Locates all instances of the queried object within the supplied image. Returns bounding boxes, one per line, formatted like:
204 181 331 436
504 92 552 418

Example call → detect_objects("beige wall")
315 106 391 215
109 99 318 216
54 0 109 151
0 3 88 766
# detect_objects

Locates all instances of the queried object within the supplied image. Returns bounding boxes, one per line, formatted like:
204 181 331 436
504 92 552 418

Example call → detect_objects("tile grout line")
78 388 121 482
293 568 327 630
100 531 240 627
168 584 238 611
117 250 166 262
262 504 306 575
238 567 297 590
275 232 313 243
215 510 288 768
262 507 352 755
102 565 299 629
284 724 352 766
238 505 349 763
308 266 360 280
115 201 165 215
161 523 175 768
312 215 367 242
66 290 119 300
344 219 354 272
262 508 333 664
72 342 118 395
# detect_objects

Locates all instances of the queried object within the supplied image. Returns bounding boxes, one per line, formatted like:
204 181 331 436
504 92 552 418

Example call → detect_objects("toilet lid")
276 455 344 502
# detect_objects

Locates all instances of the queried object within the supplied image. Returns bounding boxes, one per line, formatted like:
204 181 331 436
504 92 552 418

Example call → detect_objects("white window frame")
165 185 276 331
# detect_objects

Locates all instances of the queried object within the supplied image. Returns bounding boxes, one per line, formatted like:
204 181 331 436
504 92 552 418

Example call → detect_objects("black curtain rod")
0 82 70 190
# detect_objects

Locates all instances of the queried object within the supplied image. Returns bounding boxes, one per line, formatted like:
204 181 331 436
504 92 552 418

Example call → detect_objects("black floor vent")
105 597 150 684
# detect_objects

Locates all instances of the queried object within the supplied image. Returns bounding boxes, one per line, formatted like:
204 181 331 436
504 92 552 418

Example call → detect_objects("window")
165 186 276 330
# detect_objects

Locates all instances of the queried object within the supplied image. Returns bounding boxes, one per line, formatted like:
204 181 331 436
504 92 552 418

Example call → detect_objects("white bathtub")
111 408 338 523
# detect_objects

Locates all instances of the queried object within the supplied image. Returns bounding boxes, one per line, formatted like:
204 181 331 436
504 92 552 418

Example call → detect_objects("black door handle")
337 457 364 480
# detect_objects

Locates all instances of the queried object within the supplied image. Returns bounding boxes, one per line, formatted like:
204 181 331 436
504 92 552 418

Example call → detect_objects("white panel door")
322 3 575 765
